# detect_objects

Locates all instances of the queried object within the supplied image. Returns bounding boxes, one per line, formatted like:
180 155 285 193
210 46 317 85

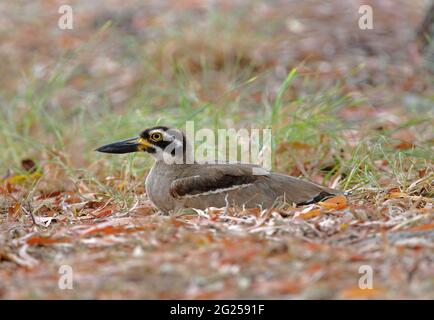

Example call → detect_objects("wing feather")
170 164 262 199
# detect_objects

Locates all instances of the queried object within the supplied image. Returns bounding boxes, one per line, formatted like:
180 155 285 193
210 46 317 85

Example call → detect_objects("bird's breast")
145 163 180 213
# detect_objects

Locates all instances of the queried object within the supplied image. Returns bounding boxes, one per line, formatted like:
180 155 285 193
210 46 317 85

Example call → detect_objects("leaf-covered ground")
0 0 433 299
1 186 433 299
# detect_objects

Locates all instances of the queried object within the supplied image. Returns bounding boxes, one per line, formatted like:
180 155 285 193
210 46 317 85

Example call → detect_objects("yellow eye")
150 132 163 142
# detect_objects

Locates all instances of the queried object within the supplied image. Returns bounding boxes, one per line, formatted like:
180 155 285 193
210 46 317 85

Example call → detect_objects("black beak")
95 137 142 154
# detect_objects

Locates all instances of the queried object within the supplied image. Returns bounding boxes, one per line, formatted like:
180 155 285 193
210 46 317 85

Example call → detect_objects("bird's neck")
154 141 194 165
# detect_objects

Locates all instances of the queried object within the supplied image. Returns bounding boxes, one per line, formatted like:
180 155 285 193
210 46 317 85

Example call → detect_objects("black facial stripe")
158 139 184 156
156 139 173 149
146 146 157 154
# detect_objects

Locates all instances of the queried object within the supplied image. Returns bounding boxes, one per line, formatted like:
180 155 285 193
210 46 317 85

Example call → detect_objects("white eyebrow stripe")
162 131 175 141
149 129 163 136
148 130 173 143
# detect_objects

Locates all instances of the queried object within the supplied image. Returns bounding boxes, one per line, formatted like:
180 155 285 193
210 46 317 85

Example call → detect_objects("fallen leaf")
318 195 347 210
7 202 21 218
82 225 144 236
386 192 408 199
408 223 434 232
395 141 414 150
255 279 300 295
340 287 384 299
92 209 114 218
21 159 37 173
295 208 322 220
171 218 189 227
133 202 156 216
27 236 71 246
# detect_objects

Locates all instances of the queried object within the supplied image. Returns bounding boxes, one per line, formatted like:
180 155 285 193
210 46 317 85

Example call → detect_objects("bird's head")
96 126 191 163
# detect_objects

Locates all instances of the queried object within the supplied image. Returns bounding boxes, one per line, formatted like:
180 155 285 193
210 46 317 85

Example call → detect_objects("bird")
96 126 339 213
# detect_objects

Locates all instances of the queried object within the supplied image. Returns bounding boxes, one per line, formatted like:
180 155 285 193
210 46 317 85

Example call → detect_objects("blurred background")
1 0 432 183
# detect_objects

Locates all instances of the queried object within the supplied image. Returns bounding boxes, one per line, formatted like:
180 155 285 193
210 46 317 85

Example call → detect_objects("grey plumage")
97 126 339 213
146 161 337 213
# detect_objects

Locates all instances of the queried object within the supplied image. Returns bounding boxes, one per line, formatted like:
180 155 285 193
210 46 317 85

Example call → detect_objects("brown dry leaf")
276 141 311 153
296 208 322 220
82 225 125 236
93 209 114 218
27 236 71 246
82 225 145 236
84 200 109 210
340 287 385 299
0 186 8 194
171 218 189 227
304 263 323 274
3 182 20 193
408 223 434 232
35 190 62 200
207 207 225 220
387 192 408 199
318 195 347 210
91 204 118 218
289 141 312 150
418 169 427 178
395 141 414 150
7 202 21 218
21 159 38 173
133 205 156 216
256 279 301 295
